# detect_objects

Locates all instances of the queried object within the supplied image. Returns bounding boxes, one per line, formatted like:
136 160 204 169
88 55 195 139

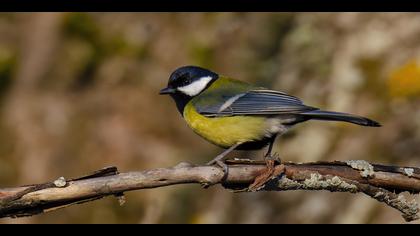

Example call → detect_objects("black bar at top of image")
1 0 419 12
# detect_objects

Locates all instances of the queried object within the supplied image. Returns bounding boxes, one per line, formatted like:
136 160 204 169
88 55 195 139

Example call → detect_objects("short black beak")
159 87 176 95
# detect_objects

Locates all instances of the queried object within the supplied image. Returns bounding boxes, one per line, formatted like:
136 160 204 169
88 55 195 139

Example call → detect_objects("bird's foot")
206 159 229 184
215 160 229 180
264 152 282 165
204 144 240 185
214 160 229 181
248 155 285 192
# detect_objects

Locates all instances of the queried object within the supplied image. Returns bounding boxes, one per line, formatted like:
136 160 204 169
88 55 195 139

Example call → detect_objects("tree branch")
0 160 419 222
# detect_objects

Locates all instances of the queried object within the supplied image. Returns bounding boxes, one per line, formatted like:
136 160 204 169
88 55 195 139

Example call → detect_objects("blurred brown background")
0 13 419 224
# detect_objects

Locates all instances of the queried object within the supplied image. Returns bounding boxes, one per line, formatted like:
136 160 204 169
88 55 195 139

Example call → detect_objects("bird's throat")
170 93 193 116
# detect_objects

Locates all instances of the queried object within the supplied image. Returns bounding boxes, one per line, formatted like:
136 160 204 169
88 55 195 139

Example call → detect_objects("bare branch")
0 160 419 222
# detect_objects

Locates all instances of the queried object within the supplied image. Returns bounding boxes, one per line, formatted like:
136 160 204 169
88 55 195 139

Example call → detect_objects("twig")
0 160 419 221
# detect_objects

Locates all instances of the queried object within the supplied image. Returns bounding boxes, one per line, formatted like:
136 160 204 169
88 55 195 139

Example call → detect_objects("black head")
160 65 218 96
160 66 219 114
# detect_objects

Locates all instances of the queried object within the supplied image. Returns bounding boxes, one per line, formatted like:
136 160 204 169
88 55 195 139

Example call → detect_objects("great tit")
160 65 380 168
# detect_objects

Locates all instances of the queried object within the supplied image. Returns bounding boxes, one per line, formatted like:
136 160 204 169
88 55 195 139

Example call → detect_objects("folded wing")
196 89 318 117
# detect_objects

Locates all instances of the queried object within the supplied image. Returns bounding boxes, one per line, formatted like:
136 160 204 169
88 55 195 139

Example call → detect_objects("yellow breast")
183 102 269 148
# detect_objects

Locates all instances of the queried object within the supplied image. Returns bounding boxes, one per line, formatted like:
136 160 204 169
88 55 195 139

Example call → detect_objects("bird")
159 65 381 172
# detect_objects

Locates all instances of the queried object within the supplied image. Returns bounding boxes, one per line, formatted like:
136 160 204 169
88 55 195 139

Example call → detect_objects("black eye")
180 74 191 86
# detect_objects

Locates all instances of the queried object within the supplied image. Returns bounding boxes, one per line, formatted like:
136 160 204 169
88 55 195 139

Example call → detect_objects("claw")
248 159 285 192
214 160 229 181
201 182 211 189
204 160 229 187
264 152 282 164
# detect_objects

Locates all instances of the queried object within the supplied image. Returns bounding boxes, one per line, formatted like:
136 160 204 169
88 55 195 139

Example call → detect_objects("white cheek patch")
177 76 213 96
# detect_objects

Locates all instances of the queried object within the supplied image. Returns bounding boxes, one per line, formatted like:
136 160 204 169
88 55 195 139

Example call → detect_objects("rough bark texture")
0 160 419 222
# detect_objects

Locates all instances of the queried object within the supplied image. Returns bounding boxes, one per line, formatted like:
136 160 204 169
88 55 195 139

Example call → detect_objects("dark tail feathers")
301 110 381 127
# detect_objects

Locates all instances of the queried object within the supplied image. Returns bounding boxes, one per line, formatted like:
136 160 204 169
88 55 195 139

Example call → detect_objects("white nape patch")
218 93 246 113
177 76 213 96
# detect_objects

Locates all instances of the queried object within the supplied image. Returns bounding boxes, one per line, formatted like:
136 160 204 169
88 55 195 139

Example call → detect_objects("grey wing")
197 89 318 117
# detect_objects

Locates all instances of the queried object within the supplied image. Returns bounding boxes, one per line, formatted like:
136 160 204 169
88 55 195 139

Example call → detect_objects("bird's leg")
264 135 281 164
207 143 241 180
264 139 275 158
207 143 241 165
247 135 283 191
